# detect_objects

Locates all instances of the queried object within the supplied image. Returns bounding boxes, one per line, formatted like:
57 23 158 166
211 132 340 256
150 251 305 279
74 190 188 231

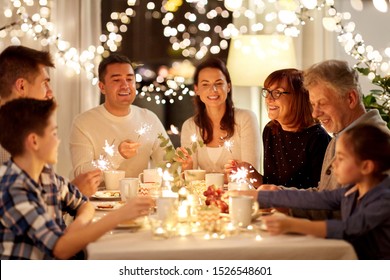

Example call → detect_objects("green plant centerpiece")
157 133 204 192
356 68 390 129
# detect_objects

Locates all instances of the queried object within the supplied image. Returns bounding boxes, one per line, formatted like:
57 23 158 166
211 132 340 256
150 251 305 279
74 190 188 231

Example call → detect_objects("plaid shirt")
0 145 10 164
0 160 88 259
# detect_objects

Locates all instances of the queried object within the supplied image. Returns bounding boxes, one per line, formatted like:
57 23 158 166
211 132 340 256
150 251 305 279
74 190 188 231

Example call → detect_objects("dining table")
87 197 357 260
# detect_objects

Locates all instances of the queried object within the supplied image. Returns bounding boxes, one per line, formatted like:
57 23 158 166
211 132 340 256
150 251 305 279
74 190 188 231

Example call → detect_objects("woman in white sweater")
178 58 261 176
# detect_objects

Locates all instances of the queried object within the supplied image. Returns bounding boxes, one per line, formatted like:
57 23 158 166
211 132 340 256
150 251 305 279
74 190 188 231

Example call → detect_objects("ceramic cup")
180 169 206 183
229 195 259 227
205 173 224 188
138 168 161 184
228 181 250 191
138 182 161 198
104 170 125 190
120 178 139 201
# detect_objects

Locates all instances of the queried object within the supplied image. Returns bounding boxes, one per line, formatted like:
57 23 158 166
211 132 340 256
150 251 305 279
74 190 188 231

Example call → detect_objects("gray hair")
303 59 363 102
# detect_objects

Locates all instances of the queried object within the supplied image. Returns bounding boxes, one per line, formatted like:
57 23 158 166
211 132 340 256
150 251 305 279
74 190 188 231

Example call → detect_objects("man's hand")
72 169 102 197
118 140 141 159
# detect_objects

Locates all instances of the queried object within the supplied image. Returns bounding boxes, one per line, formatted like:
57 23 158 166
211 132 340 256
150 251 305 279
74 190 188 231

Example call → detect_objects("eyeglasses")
261 88 289 99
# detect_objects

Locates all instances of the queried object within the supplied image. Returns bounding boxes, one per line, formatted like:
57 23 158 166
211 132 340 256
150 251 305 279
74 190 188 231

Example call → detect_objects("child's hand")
261 213 291 235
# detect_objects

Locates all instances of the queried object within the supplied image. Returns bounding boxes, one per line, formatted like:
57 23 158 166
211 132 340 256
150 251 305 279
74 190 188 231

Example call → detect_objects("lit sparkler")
223 139 234 153
170 124 179 135
91 155 112 171
103 139 115 157
135 123 152 140
190 133 198 143
229 166 249 183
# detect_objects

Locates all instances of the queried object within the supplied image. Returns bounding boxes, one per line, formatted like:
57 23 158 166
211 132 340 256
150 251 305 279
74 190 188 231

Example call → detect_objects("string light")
2 0 389 106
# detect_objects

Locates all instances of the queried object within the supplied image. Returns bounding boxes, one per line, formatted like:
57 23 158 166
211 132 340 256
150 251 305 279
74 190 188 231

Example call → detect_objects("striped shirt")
0 160 88 259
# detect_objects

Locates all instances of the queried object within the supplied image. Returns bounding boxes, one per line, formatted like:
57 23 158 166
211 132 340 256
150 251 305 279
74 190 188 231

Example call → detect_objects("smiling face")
99 63 136 116
264 82 293 128
308 83 351 134
194 67 231 110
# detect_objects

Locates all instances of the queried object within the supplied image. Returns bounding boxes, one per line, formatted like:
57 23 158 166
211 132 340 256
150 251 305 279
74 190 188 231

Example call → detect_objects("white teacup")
156 197 176 221
120 178 139 201
104 170 125 190
228 181 250 191
138 168 161 184
181 169 206 182
205 173 224 188
229 195 259 227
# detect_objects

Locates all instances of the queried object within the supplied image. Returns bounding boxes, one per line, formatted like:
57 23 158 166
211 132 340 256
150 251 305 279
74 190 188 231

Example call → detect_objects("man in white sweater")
70 54 170 178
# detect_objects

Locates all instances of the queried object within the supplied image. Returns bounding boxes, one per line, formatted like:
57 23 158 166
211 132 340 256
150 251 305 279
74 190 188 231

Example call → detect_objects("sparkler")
91 155 112 171
103 139 115 157
190 133 198 143
223 139 234 153
229 166 248 183
135 123 152 140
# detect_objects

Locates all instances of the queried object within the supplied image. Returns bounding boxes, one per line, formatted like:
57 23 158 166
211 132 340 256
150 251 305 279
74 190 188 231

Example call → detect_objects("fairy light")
2 0 389 106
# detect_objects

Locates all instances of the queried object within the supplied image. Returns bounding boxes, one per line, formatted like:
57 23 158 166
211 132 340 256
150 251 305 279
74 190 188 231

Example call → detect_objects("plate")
95 201 124 211
91 190 121 200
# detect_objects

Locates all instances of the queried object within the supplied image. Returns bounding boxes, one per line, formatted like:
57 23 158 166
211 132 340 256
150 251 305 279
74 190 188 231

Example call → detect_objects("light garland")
1 0 389 105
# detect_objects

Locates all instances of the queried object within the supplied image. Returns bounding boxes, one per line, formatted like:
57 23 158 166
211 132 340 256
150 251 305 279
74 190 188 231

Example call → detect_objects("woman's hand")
175 147 193 170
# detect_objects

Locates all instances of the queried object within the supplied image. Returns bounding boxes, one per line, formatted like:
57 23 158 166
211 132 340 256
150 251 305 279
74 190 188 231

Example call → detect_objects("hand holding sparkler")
118 140 141 159
224 160 263 188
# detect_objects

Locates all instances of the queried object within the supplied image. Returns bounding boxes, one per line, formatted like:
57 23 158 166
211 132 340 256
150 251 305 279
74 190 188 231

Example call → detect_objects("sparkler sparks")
190 134 198 143
223 139 234 153
91 155 112 171
135 123 152 140
229 166 249 183
103 139 115 157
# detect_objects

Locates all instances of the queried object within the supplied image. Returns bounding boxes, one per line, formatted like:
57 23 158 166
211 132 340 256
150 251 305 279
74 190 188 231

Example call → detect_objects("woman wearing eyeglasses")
177 57 261 179
226 68 331 189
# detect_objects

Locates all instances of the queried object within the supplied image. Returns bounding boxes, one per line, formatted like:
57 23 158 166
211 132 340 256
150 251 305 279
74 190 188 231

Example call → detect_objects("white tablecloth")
87 217 357 260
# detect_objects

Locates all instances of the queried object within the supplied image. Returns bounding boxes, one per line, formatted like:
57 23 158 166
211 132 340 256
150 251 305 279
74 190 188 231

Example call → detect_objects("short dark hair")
0 98 57 157
0 45 54 99
192 57 235 144
343 124 390 175
98 53 133 83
